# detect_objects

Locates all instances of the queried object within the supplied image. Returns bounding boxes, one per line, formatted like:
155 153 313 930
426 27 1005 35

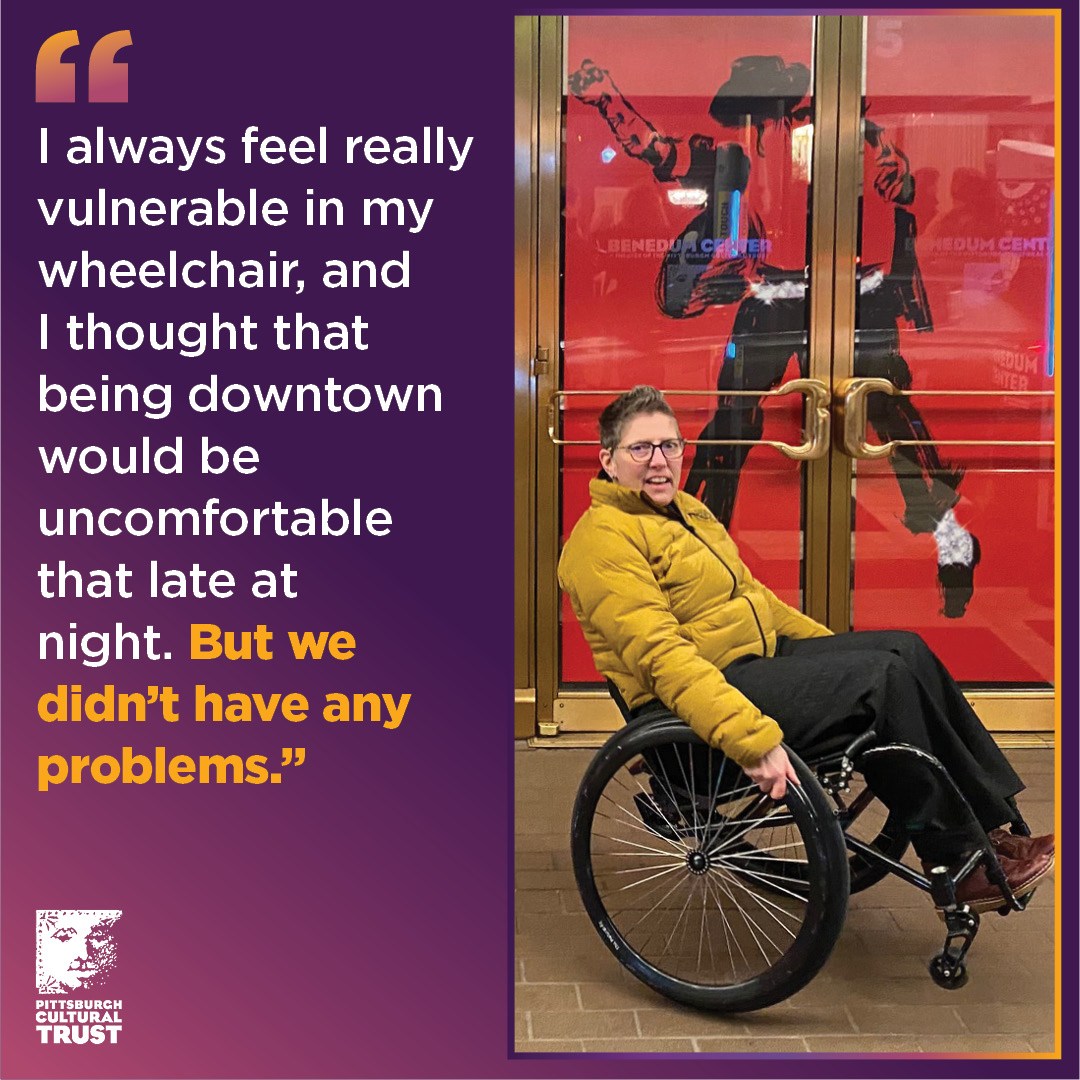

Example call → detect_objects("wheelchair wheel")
571 716 849 1012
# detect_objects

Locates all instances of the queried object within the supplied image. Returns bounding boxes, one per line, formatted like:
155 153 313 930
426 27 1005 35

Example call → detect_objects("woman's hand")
742 745 800 800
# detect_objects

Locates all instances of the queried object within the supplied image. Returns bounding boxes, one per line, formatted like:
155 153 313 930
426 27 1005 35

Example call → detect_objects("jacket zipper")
741 595 768 655
666 503 769 656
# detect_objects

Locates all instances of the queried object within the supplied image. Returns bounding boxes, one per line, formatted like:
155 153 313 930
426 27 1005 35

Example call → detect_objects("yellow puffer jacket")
558 479 832 767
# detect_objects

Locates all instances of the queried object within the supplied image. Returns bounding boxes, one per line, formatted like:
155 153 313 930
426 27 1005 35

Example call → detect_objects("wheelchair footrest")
994 886 1036 916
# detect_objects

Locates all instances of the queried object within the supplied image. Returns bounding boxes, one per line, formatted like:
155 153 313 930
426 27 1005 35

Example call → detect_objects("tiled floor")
514 743 1056 1055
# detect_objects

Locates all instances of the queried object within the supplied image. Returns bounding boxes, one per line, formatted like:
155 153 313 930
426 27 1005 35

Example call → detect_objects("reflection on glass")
560 16 816 684
853 15 1055 683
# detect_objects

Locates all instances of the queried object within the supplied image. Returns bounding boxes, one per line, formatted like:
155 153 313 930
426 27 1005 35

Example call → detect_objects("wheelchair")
570 703 1041 1013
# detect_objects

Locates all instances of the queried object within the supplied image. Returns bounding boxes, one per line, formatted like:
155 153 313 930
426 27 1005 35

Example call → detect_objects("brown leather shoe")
923 851 1054 913
988 828 1055 861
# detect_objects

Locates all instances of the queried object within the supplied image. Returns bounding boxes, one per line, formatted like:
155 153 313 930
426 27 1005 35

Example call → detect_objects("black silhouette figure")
570 55 980 616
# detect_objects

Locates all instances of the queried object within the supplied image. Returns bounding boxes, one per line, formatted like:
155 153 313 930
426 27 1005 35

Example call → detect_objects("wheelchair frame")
570 710 1038 1012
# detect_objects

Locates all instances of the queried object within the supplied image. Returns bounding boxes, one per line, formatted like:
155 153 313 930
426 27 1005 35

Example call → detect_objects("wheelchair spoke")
678 881 708 981
605 861 686 877
674 744 702 842
709 800 789 856
597 855 693 868
699 763 763 853
602 773 690 843
710 873 799 960
592 817 688 857
698 875 717 973
714 854 812 905
638 881 696 981
595 850 690 858
644 752 697 847
618 869 698 942
596 790 689 853
612 863 686 893
710 864 804 928
704 871 748 977
704 745 718 845
688 879 717 980
644 746 682 808
721 863 812 896
626 780 695 852
601 855 691 908
601 846 707 965
709 816 800 852
707 862 782 965
699 868 751 980
657 876 700 970
713 843 809 861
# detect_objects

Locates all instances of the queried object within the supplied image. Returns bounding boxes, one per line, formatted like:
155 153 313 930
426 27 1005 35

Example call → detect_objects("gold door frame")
518 14 1055 737
513 16 538 738
533 15 564 737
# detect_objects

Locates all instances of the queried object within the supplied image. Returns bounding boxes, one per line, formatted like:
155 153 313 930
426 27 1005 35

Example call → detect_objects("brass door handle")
835 378 1054 460
548 379 832 461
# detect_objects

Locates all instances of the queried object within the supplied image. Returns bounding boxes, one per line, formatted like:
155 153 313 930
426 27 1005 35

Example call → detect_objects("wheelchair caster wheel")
929 954 968 990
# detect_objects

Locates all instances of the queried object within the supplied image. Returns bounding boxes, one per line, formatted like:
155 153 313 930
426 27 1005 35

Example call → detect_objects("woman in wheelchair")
558 385 1053 1010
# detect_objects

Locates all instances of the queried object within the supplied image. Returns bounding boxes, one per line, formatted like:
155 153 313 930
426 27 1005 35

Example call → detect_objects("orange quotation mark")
36 30 133 103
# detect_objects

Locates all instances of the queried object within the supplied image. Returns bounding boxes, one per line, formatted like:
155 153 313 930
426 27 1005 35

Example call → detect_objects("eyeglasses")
617 438 686 462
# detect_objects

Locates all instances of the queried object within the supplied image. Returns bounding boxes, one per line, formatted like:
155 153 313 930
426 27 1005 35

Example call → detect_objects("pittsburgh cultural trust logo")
35 910 123 1044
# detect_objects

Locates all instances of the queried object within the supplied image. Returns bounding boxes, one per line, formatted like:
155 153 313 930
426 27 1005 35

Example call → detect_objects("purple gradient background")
4 4 520 1077
2 3 1075 1079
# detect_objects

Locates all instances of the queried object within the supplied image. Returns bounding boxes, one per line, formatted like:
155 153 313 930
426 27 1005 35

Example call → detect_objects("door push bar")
835 378 1055 460
547 380 832 462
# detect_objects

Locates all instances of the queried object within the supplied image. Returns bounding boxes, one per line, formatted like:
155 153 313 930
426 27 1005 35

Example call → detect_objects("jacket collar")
589 478 705 520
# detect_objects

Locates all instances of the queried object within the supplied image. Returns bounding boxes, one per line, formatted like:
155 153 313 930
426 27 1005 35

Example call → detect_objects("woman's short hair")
598 386 677 450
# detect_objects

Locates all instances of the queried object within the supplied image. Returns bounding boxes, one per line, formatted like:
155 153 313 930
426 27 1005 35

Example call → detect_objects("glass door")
549 13 833 731
833 14 1056 730
528 13 1056 736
